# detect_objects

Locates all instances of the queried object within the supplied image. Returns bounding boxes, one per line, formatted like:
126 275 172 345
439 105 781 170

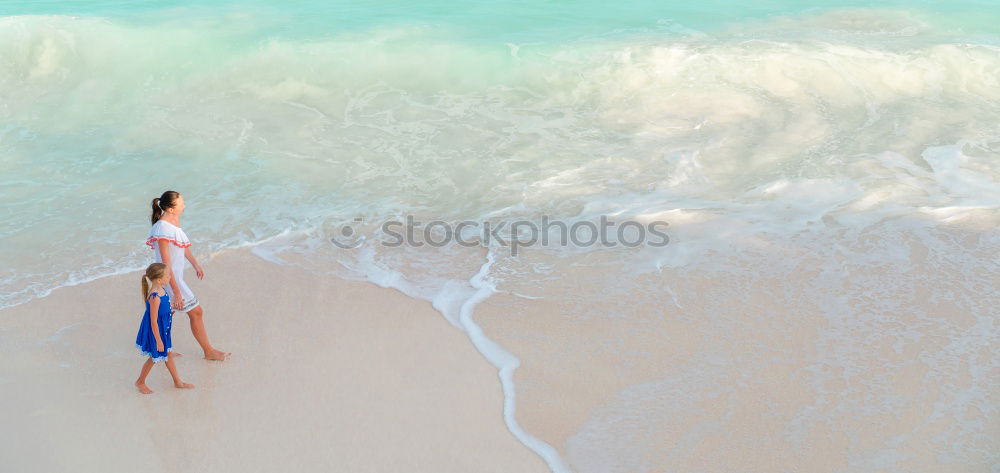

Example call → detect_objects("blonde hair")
141 263 167 301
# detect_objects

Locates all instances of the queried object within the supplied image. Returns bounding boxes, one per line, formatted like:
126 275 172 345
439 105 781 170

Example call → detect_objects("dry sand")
0 247 551 473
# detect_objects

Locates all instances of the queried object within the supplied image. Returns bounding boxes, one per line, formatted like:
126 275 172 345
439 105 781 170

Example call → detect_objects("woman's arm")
185 246 204 280
149 295 164 351
157 240 184 306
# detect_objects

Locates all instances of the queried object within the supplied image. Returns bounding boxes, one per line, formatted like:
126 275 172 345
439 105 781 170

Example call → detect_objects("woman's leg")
135 358 154 394
186 305 229 360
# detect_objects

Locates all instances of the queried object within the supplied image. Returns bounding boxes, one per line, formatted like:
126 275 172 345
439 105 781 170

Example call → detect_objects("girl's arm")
157 240 183 303
185 246 204 280
149 294 164 350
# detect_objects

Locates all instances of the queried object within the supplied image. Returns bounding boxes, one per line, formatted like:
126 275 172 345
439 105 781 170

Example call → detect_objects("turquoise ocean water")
2 0 997 306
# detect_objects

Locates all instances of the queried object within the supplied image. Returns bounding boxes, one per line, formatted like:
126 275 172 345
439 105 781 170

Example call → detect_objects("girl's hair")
141 263 167 301
151 190 180 225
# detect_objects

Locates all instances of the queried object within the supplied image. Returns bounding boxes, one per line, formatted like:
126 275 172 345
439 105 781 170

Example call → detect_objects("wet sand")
471 221 999 473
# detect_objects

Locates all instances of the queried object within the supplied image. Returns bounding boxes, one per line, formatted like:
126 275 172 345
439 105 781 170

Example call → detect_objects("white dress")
146 219 200 312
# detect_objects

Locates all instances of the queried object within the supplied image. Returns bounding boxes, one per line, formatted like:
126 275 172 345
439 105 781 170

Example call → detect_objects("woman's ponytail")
151 198 162 225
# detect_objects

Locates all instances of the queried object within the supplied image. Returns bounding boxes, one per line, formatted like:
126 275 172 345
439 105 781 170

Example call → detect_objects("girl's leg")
186 305 229 361
164 357 194 389
135 358 154 394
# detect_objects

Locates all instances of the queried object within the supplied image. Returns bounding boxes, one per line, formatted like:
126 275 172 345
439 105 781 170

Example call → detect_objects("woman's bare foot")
204 349 230 361
135 380 153 394
174 381 195 389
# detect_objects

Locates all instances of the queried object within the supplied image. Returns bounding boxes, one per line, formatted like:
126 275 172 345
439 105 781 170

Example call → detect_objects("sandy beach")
0 247 551 473
3 217 996 473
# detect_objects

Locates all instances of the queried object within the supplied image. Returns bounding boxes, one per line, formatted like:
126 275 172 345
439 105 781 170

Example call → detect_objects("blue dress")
135 289 174 362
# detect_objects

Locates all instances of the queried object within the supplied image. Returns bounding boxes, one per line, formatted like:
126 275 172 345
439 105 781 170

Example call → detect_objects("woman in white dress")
147 190 229 361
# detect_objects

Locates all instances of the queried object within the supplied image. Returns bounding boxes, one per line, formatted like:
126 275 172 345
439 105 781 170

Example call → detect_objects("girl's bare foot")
174 381 195 389
135 380 153 394
204 349 230 361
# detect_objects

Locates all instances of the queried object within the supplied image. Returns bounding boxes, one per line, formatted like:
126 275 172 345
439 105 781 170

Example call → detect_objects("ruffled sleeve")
146 221 192 249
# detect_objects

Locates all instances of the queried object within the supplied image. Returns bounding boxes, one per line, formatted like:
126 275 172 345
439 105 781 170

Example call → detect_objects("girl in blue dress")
135 262 194 394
